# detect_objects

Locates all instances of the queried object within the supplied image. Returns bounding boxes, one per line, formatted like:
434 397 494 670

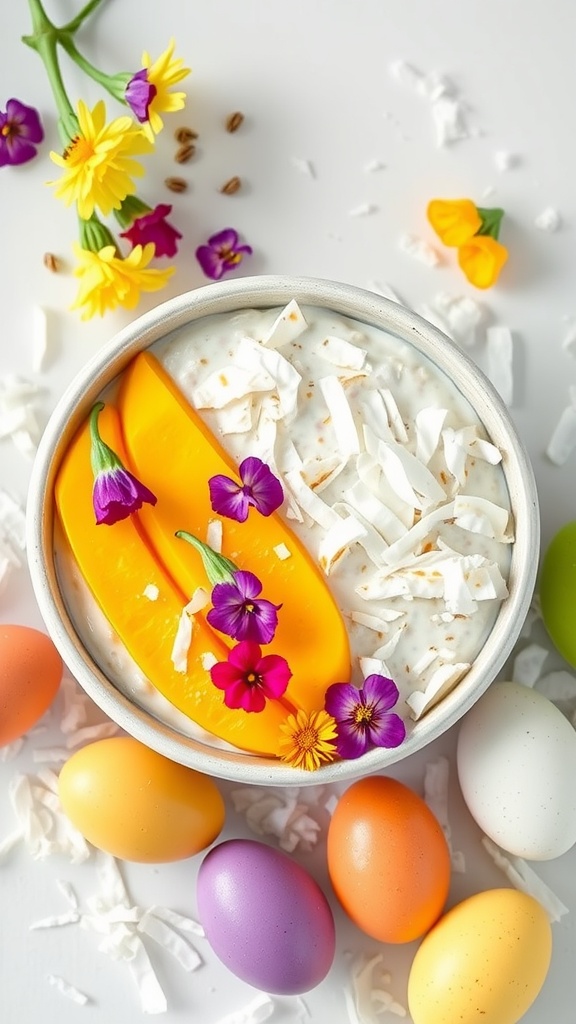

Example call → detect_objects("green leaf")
476 207 505 240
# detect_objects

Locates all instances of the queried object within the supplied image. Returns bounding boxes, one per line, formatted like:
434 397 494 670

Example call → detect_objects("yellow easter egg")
407 888 552 1024
59 736 225 862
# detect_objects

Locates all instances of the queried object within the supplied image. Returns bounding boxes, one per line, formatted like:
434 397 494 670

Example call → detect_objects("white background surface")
1 1 576 1021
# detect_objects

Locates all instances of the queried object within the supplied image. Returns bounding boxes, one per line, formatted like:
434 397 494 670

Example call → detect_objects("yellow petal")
457 235 509 289
427 198 482 247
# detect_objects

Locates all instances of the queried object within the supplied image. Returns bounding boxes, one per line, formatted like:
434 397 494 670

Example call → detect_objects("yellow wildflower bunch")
24 0 190 319
427 198 509 289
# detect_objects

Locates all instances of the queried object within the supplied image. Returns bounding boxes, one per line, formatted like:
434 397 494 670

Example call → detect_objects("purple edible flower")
195 228 252 280
120 202 182 257
207 570 281 644
125 69 157 123
209 457 284 523
89 402 157 526
210 640 292 712
0 98 44 167
324 674 406 759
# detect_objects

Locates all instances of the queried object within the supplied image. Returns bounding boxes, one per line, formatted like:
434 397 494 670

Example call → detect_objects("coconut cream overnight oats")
54 300 513 770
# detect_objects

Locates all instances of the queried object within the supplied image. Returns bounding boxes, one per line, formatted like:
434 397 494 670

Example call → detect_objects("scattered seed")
43 252 60 272
225 111 245 133
220 175 242 195
175 143 196 164
175 126 198 143
164 176 188 193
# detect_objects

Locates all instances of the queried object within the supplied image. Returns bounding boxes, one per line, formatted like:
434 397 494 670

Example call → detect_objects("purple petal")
239 457 284 516
324 682 363 722
0 136 38 167
233 570 263 601
234 599 279 644
335 725 371 760
208 228 239 249
362 674 400 713
195 244 225 280
125 70 157 122
370 713 406 749
209 474 249 522
6 98 44 142
93 468 157 525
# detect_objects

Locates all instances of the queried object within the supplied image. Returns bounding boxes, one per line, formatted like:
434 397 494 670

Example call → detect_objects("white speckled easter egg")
457 681 576 860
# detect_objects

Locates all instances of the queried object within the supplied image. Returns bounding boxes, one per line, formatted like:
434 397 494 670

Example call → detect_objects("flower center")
294 724 318 752
1 123 12 137
65 135 95 164
353 703 375 727
244 671 261 689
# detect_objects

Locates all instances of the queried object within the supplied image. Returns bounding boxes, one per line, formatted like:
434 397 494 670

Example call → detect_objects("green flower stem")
176 531 238 588
23 0 78 146
114 195 152 230
79 213 118 254
89 403 122 476
58 35 130 104
59 0 108 35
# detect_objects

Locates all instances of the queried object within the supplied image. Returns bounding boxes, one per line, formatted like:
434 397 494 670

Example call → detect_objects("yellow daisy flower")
50 100 153 220
71 242 174 320
138 40 191 139
279 708 338 771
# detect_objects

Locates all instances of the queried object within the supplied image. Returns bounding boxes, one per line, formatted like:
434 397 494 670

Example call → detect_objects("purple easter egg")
197 838 336 994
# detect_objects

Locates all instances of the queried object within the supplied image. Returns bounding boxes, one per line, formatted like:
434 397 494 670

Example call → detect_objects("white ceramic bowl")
27 276 539 785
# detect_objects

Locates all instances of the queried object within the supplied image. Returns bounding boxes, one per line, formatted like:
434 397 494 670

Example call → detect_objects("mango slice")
55 404 291 756
117 352 351 712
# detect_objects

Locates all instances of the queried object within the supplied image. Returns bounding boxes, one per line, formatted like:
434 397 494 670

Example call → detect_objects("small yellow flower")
50 100 153 220
71 242 174 320
457 235 509 290
427 198 482 247
140 40 191 139
279 708 338 771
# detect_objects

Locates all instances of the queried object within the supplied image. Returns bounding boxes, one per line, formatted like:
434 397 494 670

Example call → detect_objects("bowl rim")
26 274 540 785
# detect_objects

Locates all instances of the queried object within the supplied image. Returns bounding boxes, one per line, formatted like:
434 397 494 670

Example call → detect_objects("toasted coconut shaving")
424 756 465 872
318 513 367 574
318 334 367 370
318 375 361 459
261 299 307 348
481 837 568 922
406 661 470 718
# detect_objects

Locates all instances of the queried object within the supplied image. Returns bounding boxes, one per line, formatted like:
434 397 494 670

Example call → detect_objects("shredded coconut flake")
486 325 514 405
494 150 519 172
318 375 361 459
206 518 223 553
273 542 291 561
319 334 367 371
262 300 308 349
32 305 49 372
512 643 549 687
546 401 576 464
170 608 193 673
481 837 569 922
536 669 576 702
348 952 407 1022
46 974 89 1005
364 158 386 172
214 994 276 1024
230 786 324 853
398 233 440 267
407 662 470 718
535 206 561 232
143 583 159 601
291 157 315 178
424 757 465 872
433 293 484 347
348 203 378 217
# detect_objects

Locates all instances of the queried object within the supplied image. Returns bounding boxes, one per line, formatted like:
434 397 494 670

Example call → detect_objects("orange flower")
427 198 482 247
457 235 509 289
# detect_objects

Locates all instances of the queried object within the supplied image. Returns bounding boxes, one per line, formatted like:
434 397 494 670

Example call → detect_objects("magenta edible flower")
0 98 44 167
119 202 182 257
89 402 157 525
210 640 292 712
324 674 406 759
207 570 281 644
195 228 252 280
209 457 284 523
125 69 157 123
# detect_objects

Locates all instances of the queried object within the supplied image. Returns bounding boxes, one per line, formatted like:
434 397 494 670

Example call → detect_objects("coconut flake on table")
46 975 90 1006
214 994 276 1024
534 206 562 232
546 390 576 464
536 669 576 703
424 756 466 872
229 786 325 853
345 952 407 1022
511 643 550 687
364 158 386 172
348 203 378 217
0 737 25 761
561 319 576 357
77 852 203 1014
494 150 519 171
398 233 440 267
481 836 569 922
290 156 315 178
2 769 91 863
432 293 484 347
32 305 50 373
486 325 514 405
0 374 43 459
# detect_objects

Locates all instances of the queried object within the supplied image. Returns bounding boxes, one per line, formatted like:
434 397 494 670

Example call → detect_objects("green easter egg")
540 521 576 668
